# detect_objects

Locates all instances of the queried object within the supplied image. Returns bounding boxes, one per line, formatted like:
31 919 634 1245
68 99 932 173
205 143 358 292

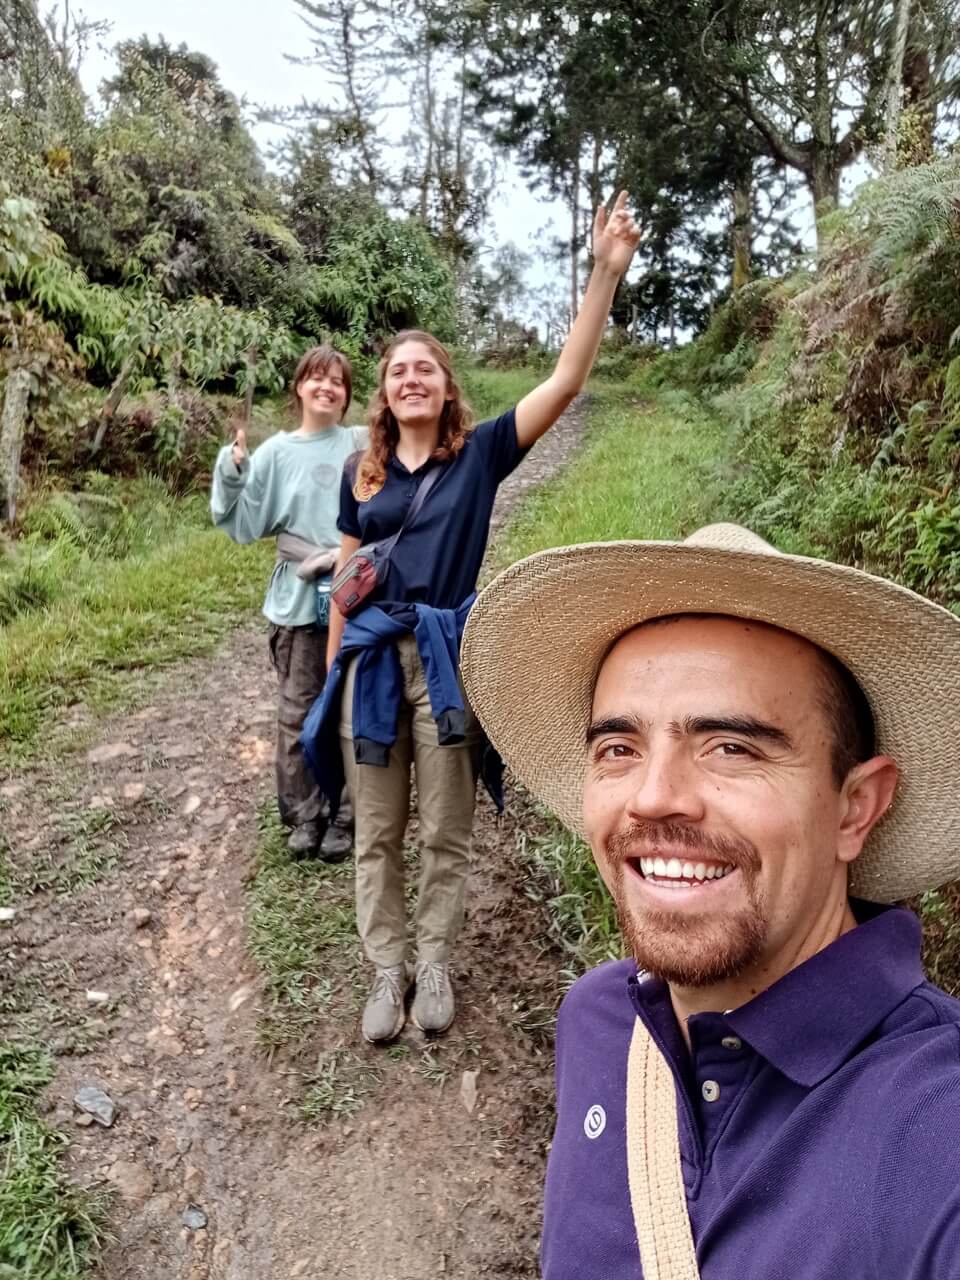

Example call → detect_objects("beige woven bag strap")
625 1016 701 1280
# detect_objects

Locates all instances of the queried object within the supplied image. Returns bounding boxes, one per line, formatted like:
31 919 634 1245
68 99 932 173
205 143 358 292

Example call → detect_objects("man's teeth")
639 857 734 883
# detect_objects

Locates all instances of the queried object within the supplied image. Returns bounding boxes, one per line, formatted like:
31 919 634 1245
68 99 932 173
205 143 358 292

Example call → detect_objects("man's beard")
607 821 767 987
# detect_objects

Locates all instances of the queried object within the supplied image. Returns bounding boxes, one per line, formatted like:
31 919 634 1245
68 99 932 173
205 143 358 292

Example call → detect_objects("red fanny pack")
330 543 386 617
331 464 442 618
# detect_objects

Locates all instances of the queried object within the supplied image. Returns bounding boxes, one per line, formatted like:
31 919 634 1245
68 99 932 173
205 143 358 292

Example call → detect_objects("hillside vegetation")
650 154 960 612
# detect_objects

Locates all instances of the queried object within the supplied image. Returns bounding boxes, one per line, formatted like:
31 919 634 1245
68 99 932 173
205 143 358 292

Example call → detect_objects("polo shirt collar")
630 903 926 1090
722 902 925 1087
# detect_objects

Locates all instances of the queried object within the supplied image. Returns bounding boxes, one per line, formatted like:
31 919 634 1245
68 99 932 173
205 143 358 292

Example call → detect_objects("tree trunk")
731 159 753 290
418 43 435 224
809 4 839 244
810 151 840 246
901 14 934 163
0 370 33 527
90 354 136 454
570 143 581 322
881 0 912 170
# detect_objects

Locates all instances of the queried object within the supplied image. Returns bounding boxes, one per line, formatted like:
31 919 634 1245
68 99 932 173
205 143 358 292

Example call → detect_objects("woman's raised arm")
515 191 642 449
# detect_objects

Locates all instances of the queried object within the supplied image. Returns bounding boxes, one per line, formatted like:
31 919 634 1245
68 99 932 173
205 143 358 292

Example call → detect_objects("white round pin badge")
583 1104 606 1139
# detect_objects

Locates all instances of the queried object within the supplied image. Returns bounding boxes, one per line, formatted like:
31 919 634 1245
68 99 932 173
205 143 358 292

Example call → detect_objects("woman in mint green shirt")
211 345 366 859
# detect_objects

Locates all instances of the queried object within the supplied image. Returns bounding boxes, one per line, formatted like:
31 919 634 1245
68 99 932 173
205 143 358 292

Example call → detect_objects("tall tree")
394 2 495 268
286 0 396 192
652 0 960 234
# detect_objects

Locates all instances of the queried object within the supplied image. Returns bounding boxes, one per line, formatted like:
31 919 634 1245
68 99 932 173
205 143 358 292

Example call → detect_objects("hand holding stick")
231 343 258 467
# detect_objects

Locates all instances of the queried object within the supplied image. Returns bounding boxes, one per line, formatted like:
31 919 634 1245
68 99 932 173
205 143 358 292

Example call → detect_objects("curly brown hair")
354 330 474 496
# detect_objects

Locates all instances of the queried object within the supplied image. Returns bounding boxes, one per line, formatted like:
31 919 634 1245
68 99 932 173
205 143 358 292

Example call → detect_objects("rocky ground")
0 400 590 1279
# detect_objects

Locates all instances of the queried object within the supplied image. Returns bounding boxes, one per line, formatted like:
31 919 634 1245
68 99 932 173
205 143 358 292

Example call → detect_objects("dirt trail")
1 400 590 1279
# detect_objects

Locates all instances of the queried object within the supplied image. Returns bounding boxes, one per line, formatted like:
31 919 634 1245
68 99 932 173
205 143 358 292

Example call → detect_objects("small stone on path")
181 1205 208 1230
0 907 16 923
86 989 110 1004
123 782 146 803
228 984 254 1013
74 1086 116 1127
182 794 202 817
87 741 137 764
460 1069 479 1114
132 908 152 929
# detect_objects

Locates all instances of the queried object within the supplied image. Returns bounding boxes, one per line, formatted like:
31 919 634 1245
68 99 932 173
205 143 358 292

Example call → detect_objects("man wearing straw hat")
461 523 960 1280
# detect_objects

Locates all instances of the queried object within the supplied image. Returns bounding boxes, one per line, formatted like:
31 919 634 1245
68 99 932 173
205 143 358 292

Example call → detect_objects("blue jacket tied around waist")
300 598 503 818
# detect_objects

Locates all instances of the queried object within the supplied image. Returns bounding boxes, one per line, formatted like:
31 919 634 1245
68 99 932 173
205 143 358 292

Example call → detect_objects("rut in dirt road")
1 399 591 1279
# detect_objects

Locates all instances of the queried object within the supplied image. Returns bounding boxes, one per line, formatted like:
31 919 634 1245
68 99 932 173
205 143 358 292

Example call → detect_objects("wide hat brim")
461 524 960 903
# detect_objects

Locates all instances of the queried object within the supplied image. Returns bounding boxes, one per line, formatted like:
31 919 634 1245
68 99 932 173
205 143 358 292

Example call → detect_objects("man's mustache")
607 821 760 873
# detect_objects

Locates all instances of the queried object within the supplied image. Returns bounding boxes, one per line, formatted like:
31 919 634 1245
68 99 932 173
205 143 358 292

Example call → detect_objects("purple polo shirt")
543 902 960 1278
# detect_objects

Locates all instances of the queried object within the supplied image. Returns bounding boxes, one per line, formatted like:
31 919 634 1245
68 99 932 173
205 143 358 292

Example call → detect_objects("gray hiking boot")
361 964 410 1043
287 821 320 859
412 960 455 1034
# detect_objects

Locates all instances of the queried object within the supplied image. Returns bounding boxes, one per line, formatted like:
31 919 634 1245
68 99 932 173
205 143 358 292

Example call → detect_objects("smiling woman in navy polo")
312 193 642 1045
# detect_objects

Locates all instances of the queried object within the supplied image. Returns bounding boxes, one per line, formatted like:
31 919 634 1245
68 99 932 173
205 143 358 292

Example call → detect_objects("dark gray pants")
268 623 327 828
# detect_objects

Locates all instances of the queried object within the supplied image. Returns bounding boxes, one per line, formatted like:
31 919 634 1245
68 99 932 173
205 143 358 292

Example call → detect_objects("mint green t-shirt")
210 424 367 627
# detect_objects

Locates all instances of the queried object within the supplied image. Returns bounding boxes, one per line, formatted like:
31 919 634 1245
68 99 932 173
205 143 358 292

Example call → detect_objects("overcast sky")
75 0 567 309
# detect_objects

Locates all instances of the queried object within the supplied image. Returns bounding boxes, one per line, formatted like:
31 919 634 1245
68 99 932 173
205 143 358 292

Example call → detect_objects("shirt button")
721 1035 743 1051
701 1080 721 1103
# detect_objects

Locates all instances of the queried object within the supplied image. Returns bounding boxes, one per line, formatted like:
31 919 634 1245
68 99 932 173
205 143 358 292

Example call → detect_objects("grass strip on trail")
246 803 361 1054
490 383 726 570
0 1043 107 1278
492 383 730 977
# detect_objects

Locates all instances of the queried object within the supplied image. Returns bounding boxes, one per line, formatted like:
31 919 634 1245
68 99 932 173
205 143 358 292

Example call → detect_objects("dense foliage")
651 153 960 610
0 12 458 487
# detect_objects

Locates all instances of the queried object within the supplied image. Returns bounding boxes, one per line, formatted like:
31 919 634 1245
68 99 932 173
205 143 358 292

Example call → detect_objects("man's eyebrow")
585 714 647 745
584 713 794 749
678 715 794 748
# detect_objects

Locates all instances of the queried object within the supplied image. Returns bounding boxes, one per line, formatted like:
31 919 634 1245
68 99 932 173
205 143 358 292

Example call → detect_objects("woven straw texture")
626 1018 700 1279
461 525 960 902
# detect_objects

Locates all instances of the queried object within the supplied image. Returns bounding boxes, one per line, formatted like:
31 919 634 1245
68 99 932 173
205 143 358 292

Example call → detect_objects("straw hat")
461 523 960 903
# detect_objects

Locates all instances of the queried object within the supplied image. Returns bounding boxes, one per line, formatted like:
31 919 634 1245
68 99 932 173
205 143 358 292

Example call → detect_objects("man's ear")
836 756 899 866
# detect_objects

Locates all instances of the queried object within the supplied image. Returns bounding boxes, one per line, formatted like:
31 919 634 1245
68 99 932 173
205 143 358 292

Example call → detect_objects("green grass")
0 1043 108 1278
298 1050 383 1127
0 807 125 908
516 814 622 986
0 480 272 763
461 366 541 420
246 804 361 1053
489 383 728 573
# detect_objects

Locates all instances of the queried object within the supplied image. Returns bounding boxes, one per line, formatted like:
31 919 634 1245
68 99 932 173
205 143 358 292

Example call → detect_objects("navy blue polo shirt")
337 408 526 609
543 902 960 1279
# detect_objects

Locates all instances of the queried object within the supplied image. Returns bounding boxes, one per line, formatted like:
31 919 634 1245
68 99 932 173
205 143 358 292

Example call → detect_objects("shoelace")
416 962 448 997
371 968 405 1004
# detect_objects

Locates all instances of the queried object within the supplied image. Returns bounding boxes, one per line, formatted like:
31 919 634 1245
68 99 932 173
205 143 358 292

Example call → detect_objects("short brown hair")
291 344 352 418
